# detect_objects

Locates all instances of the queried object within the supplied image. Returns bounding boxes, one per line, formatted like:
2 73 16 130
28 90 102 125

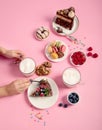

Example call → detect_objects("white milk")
62 67 81 87
19 58 36 76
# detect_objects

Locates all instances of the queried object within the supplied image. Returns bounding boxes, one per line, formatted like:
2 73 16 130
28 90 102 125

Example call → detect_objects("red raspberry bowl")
70 51 86 66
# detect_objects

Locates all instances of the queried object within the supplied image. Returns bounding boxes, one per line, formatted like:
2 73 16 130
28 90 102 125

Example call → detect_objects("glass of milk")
62 67 81 87
19 57 36 77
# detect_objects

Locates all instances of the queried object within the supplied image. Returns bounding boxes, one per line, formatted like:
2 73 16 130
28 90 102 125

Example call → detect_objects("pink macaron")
59 45 66 52
52 46 58 53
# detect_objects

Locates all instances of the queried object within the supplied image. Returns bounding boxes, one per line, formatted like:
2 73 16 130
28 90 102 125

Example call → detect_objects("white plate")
27 77 59 109
52 16 79 36
45 40 69 62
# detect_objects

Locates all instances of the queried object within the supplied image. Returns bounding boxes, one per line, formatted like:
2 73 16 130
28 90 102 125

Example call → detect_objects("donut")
35 26 49 40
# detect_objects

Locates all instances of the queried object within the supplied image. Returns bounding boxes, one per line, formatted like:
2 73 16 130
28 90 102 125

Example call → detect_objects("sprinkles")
29 107 50 126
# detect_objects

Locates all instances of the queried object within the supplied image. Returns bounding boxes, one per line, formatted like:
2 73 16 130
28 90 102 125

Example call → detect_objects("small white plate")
52 16 79 36
45 40 69 62
27 77 59 109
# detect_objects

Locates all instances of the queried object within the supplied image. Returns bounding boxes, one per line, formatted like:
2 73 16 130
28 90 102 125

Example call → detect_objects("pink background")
0 0 102 130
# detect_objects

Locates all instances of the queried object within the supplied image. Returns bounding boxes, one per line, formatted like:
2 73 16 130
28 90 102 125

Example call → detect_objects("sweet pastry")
35 26 49 40
51 52 59 59
57 51 64 58
47 46 53 53
55 7 75 30
47 41 66 59
35 61 52 76
59 45 66 52
42 61 52 68
31 79 53 97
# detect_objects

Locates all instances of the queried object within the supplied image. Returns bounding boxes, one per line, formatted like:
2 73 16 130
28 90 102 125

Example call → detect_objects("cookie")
35 61 52 76
35 26 49 40
42 61 52 68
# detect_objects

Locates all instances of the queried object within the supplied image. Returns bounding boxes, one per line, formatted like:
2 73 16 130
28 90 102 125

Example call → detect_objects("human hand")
3 49 25 60
5 79 31 96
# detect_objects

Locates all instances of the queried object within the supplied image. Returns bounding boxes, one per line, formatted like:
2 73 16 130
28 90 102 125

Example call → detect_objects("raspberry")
81 56 86 62
92 53 98 58
79 61 84 65
87 52 93 57
40 93 44 96
87 47 93 51
72 59 78 65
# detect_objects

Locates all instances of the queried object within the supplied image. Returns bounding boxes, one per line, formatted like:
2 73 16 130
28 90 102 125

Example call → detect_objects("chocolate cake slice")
31 79 53 97
55 7 75 30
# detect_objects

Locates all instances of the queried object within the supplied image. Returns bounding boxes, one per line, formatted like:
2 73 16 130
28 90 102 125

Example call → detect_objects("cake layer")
55 7 75 30
55 17 73 29
56 14 72 23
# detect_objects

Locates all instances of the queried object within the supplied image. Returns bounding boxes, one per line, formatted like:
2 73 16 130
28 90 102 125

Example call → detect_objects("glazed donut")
35 26 49 40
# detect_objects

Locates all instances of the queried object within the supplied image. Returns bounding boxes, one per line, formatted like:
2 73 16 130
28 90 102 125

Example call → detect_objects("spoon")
30 78 47 83
56 27 78 43
56 27 85 46
30 79 40 83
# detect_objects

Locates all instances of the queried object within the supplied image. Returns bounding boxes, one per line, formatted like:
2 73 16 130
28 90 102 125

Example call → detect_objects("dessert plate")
52 16 79 36
45 40 69 62
27 77 59 109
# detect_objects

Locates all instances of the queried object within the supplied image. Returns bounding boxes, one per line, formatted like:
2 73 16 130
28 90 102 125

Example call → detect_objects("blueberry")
74 100 77 103
73 95 77 99
72 100 75 103
69 98 73 103
69 94 73 97
63 104 68 108
35 92 39 96
58 103 63 107
72 93 76 96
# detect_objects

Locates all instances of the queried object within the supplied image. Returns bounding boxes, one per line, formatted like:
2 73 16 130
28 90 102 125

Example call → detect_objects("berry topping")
40 93 44 96
87 47 93 51
92 53 98 58
87 52 93 57
31 79 53 97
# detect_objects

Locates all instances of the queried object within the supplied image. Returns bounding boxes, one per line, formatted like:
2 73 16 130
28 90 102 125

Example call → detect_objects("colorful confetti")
35 112 43 120
43 121 46 126
29 107 50 127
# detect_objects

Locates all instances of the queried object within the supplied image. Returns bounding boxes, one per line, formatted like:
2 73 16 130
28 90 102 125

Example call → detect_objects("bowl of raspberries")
70 51 86 66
